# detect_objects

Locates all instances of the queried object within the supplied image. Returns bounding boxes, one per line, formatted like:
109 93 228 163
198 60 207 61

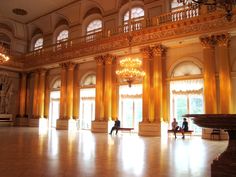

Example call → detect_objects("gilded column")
66 62 76 119
152 45 165 123
44 74 50 118
59 63 67 119
73 64 79 119
216 34 232 113
111 58 119 121
19 73 27 117
104 54 113 121
141 47 152 123
38 69 47 118
95 56 104 121
32 70 39 118
200 36 217 114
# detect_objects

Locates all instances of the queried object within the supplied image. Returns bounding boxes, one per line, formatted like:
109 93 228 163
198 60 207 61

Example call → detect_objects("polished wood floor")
0 127 227 177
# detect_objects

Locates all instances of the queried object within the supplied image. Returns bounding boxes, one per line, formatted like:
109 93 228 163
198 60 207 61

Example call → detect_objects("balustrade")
23 5 222 61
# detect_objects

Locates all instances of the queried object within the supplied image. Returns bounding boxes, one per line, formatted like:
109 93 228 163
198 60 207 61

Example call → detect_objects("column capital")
216 33 230 47
59 62 68 69
140 46 152 59
59 62 76 69
39 68 47 75
67 62 76 70
200 36 215 48
152 44 165 57
95 55 104 65
104 54 115 65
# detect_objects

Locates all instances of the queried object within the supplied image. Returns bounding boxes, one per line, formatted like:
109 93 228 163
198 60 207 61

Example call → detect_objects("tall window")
170 61 203 135
34 38 43 50
80 74 96 129
124 7 144 23
86 19 102 42
56 30 68 43
170 80 203 135
86 20 102 35
119 84 142 132
123 7 144 32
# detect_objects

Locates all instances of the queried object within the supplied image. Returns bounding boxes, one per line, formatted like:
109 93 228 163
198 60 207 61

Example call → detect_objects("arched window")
81 74 96 87
0 33 11 51
124 7 144 23
56 30 68 43
172 61 202 77
52 79 61 90
86 19 102 35
34 38 43 50
123 7 144 32
170 61 203 135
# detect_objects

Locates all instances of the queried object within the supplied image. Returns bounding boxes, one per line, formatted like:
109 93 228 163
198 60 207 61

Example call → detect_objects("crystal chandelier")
116 0 145 87
0 45 10 63
116 56 145 87
191 0 236 21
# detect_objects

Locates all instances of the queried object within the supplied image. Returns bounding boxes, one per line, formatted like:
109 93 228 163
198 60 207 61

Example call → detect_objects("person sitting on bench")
171 118 179 139
109 119 120 135
180 118 189 139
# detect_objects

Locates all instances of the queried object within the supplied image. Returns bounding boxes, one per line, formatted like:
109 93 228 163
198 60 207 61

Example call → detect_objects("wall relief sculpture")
0 72 13 114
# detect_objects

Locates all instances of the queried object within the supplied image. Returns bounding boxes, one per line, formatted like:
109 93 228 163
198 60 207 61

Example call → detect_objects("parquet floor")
0 127 227 177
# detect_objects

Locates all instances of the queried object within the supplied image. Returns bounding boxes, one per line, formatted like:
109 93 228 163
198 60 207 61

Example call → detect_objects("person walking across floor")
109 119 121 135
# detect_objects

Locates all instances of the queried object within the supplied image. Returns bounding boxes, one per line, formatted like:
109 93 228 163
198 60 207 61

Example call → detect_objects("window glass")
34 38 43 50
82 74 96 86
52 80 61 90
86 20 102 35
124 7 144 22
57 30 68 43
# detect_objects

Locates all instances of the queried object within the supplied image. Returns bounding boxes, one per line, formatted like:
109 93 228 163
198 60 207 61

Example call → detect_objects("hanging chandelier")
191 0 236 21
0 45 10 63
116 0 145 87
116 56 145 87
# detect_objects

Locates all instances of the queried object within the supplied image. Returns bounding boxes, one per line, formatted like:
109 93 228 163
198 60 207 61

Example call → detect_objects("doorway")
119 84 142 132
49 91 60 128
79 88 95 130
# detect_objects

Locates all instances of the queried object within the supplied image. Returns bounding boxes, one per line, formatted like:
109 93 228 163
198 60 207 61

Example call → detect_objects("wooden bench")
168 129 194 136
0 114 13 126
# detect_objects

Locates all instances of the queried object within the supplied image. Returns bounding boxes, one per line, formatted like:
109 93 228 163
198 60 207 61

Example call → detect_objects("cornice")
18 11 236 69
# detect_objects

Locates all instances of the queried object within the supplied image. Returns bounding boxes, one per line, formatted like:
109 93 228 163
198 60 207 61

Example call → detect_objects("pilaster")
104 54 113 121
216 33 232 113
16 72 28 126
111 58 119 121
152 44 165 123
59 63 67 120
140 47 152 123
73 64 79 119
38 69 47 118
32 70 39 118
66 62 76 119
94 55 104 122
19 72 27 117
200 36 217 114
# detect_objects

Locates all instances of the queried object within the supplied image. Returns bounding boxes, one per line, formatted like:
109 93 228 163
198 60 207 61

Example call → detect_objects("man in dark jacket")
109 119 121 135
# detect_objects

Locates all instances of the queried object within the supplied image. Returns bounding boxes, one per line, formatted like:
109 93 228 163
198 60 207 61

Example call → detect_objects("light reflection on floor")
0 127 227 177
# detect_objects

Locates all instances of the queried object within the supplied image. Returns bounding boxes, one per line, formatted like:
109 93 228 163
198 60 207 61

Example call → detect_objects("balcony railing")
25 4 220 60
